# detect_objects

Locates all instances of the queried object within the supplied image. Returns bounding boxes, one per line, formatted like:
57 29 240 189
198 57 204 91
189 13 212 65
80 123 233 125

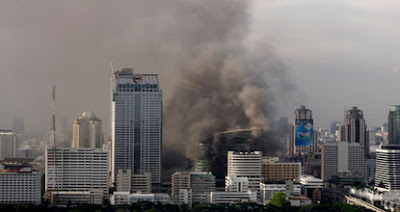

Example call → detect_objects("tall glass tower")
111 68 162 184
389 105 400 145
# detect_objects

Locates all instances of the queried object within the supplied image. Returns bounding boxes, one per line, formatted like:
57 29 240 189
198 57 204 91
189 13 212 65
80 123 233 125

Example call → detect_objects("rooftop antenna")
51 85 58 203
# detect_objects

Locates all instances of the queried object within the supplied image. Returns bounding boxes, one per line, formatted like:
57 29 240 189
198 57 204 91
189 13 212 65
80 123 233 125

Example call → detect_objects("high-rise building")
111 69 162 184
171 171 216 205
227 151 262 194
288 106 315 156
45 147 109 205
0 129 18 158
375 106 400 191
321 142 365 181
343 107 368 156
389 105 400 144
72 112 102 148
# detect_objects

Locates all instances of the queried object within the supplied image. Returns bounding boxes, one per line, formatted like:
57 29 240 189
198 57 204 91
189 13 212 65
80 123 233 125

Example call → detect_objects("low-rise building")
111 192 171 205
259 180 301 204
0 167 42 205
209 191 257 204
298 175 323 204
225 176 249 192
262 157 301 181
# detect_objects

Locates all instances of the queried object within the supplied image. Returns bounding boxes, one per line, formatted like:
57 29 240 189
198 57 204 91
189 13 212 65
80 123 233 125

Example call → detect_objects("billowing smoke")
162 0 293 172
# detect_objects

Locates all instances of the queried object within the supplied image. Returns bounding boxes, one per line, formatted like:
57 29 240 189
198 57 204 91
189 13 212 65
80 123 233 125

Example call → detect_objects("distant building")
0 167 42 205
374 105 400 191
298 175 323 204
321 141 366 181
111 192 171 205
72 112 102 148
111 69 162 184
389 105 400 144
209 191 257 204
13 116 24 134
45 147 109 205
227 151 262 193
171 171 216 205
262 157 301 181
288 106 316 156
0 129 18 158
116 169 152 194
342 107 368 156
375 145 400 190
225 176 249 192
259 180 301 204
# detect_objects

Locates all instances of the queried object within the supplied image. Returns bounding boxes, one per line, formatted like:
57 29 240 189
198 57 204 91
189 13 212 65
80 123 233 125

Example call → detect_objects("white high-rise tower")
111 68 162 184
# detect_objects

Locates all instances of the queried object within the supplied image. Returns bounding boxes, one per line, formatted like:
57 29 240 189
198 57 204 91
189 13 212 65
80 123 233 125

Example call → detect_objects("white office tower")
0 167 42 205
375 145 400 190
45 147 109 205
321 141 366 181
0 129 18 158
227 151 262 194
72 112 102 148
111 69 162 184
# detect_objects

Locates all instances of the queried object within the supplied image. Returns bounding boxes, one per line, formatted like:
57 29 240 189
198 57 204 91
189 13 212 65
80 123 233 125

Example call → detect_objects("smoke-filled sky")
0 0 399 132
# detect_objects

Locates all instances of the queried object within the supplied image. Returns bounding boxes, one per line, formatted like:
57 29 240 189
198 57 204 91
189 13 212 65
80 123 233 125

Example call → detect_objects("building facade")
72 112 102 148
288 106 315 156
171 172 216 204
0 168 42 205
389 105 400 144
45 147 109 205
321 141 366 181
343 106 368 156
375 145 400 190
262 157 301 181
227 151 262 193
112 69 162 184
0 130 18 158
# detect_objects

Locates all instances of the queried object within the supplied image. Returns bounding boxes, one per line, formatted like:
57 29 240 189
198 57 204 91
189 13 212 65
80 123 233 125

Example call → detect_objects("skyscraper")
288 106 315 156
389 105 400 144
375 105 400 191
111 69 162 184
72 112 102 148
343 106 368 156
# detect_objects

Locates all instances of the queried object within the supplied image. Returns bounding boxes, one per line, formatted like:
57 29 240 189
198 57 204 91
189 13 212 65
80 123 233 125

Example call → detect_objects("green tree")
269 192 289 208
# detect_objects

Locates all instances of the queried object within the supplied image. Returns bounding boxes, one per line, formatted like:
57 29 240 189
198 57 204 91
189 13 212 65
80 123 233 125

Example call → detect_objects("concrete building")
389 105 400 144
343 107 368 156
225 176 249 192
209 191 257 204
111 69 162 184
132 172 152 194
262 157 301 181
45 147 109 205
321 141 366 181
171 172 216 205
116 169 151 193
72 112 102 148
288 106 316 156
298 175 323 204
375 145 400 190
227 151 262 193
111 192 170 205
0 129 18 158
0 167 42 205
259 180 301 204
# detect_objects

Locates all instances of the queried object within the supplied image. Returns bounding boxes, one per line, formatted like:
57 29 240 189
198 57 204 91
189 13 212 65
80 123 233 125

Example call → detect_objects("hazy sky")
0 0 399 132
